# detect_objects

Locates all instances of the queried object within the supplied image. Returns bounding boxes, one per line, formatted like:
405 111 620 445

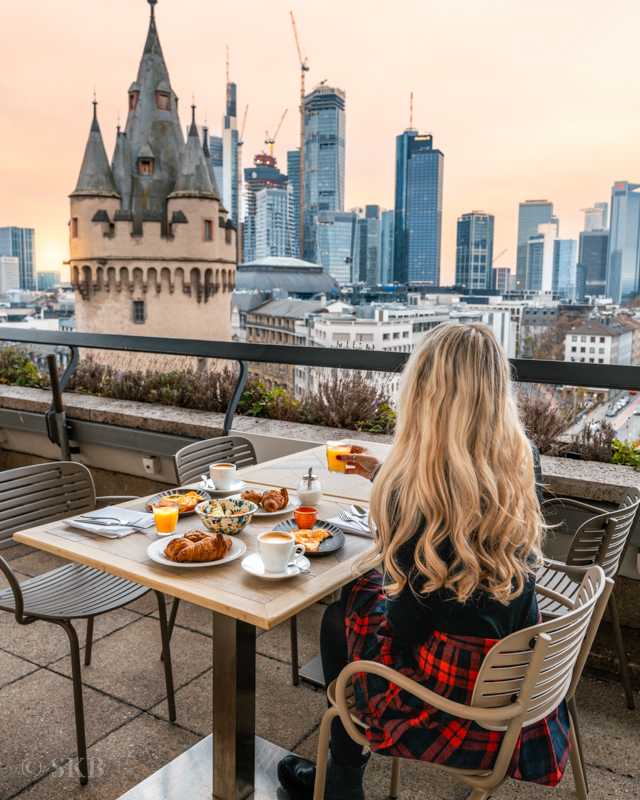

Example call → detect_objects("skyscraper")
303 84 346 262
0 256 20 294
552 239 577 299
492 267 511 293
582 202 608 232
255 185 296 259
287 150 300 257
315 211 357 284
526 223 558 291
0 227 36 291
207 132 223 197
576 229 609 300
393 131 444 285
455 211 494 290
37 271 61 291
380 209 394 284
515 200 556 289
606 181 640 303
222 82 238 225
242 154 288 263
355 206 382 284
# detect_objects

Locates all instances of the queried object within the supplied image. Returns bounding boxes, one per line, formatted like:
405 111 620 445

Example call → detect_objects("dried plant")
305 370 392 431
515 385 568 454
566 422 616 463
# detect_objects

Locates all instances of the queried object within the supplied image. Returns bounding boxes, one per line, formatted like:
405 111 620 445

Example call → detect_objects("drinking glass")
326 440 352 472
153 501 180 535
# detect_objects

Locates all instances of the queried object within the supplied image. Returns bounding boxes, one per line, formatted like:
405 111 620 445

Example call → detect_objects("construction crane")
236 103 249 264
290 11 309 258
492 248 507 265
265 109 288 158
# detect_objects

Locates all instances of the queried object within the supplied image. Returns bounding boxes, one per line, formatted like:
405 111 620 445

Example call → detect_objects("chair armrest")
541 497 607 515
96 495 140 505
541 558 591 578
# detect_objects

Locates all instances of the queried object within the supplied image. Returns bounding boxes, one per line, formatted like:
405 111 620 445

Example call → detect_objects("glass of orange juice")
152 501 180 535
326 440 352 472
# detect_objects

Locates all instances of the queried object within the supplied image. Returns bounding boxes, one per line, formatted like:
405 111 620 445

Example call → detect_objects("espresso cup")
257 531 306 573
210 462 237 490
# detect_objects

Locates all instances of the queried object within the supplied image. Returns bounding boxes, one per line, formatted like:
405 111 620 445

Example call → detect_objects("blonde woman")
278 323 570 800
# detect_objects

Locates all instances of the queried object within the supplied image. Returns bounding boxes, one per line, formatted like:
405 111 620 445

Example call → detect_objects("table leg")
212 612 256 800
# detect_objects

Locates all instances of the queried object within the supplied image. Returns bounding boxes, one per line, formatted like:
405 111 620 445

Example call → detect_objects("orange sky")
2 0 639 284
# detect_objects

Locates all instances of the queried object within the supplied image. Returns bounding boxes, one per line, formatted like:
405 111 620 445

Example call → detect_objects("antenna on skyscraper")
410 91 414 130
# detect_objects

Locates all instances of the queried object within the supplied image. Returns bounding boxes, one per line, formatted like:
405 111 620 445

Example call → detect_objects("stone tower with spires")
69 0 235 342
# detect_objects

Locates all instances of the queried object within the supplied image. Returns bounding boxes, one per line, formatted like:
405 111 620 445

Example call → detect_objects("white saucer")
147 535 246 568
241 552 310 581
197 479 247 497
229 494 299 517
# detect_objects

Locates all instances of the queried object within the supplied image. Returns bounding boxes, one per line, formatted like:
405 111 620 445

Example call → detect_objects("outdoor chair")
314 566 611 800
538 487 640 709
0 461 177 784
172 434 302 684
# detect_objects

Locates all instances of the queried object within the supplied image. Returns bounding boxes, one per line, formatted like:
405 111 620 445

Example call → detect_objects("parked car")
606 408 616 417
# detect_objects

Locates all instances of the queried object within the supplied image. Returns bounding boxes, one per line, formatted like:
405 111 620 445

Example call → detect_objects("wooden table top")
238 443 391 503
12 478 377 630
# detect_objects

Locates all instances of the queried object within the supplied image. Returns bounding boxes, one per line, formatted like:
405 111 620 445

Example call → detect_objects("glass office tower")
303 85 346 263
243 154 288 262
515 200 556 289
209 135 223 197
405 141 444 285
576 229 609 300
455 211 494 290
582 202 608 232
380 209 394 284
315 211 357 284
552 239 577 299
606 182 640 303
0 227 36 291
355 206 382 284
222 82 238 225
37 271 61 291
287 149 300 257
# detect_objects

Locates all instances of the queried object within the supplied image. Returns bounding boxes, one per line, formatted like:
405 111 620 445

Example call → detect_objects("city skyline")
2 0 640 283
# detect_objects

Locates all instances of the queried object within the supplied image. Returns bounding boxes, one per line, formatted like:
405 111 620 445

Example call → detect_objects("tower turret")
125 0 184 232
111 125 132 209
71 102 120 199
169 107 216 199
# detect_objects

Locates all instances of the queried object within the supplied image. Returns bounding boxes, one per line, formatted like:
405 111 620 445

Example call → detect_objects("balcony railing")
0 327 638 447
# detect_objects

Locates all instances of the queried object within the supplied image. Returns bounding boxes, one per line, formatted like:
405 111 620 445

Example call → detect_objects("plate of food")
147 530 246 568
233 488 299 516
145 488 210 516
272 518 344 556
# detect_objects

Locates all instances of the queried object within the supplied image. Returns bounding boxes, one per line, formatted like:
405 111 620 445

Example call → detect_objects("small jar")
297 469 323 506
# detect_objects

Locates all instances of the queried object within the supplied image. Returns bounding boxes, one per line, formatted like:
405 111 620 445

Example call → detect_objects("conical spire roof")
111 125 132 208
168 106 216 199
202 126 222 202
71 102 120 198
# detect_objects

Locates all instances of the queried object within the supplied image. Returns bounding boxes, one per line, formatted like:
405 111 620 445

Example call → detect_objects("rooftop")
569 319 631 337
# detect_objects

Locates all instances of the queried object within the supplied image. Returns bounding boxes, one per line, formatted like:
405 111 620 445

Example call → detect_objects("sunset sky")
2 0 639 284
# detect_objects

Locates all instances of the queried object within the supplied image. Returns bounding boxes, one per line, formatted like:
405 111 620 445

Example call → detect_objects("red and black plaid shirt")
346 571 570 786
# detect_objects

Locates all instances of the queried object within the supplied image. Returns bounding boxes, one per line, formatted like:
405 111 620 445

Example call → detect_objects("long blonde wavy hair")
365 322 545 605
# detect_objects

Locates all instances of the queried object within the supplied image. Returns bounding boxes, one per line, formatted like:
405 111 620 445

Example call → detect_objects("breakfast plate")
273 519 344 556
145 487 211 516
229 493 300 517
147 535 246 568
241 552 310 581
197 479 247 497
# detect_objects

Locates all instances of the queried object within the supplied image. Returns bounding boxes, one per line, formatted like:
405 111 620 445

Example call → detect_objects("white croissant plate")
147 535 246 568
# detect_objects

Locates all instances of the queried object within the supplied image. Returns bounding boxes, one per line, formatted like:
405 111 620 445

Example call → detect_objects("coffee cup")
210 463 237 490
257 531 306 573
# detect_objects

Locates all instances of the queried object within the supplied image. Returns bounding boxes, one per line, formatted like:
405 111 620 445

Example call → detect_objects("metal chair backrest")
173 435 258 485
565 487 640 579
0 462 96 546
471 565 607 731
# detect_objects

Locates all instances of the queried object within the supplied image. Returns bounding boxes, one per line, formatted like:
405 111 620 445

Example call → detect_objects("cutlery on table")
75 516 150 530
288 562 310 574
338 510 370 532
349 505 368 517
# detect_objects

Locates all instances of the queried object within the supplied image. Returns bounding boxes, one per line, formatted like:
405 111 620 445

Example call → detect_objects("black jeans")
319 579 368 768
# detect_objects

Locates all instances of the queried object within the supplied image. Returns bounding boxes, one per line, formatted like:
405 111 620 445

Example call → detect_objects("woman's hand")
336 445 382 480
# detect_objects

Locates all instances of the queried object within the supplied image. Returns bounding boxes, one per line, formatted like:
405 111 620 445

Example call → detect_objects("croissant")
164 530 232 563
261 487 289 513
241 490 263 504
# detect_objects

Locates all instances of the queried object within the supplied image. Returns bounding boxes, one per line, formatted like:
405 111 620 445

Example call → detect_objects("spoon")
350 505 367 517
201 475 215 489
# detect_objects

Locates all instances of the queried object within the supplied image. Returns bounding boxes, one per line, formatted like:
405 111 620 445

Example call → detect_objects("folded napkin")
64 506 155 539
326 513 372 536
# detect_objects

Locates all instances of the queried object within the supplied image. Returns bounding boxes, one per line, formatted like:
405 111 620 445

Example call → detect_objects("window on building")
71 217 78 238
382 333 390 340
203 219 213 241
589 358 594 363
600 337 605 343
393 332 400 339
138 159 153 177
157 92 171 111
580 336 586 342
255 329 260 337
590 337 596 342
599 348 604 354
580 347 585 353
580 357 585 362
131 300 146 324
589 347 595 353
599 359 604 363
571 347 576 352
402 331 409 338
278 332 282 342
571 335 577 342
129 91 139 112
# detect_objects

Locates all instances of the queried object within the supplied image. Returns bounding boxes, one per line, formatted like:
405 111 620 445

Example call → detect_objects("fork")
338 509 369 531
76 515 149 530
289 562 311 574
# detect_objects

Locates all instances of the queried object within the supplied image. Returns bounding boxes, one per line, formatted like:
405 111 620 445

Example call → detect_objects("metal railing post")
45 354 72 461
223 361 248 436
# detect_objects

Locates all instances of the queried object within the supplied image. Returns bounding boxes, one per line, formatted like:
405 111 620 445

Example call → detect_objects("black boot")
277 752 369 800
